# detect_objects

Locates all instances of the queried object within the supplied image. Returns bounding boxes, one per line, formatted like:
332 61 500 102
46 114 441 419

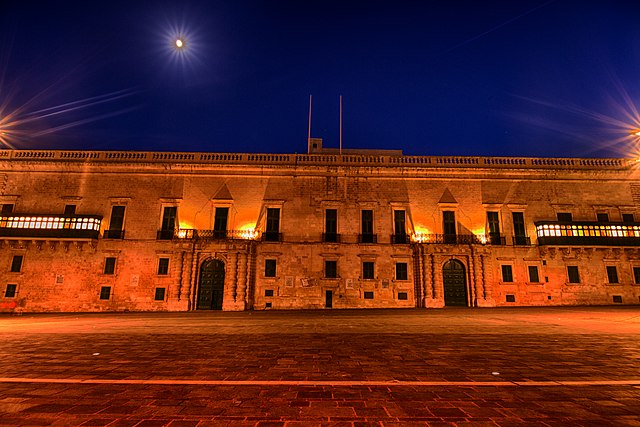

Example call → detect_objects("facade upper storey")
0 148 639 248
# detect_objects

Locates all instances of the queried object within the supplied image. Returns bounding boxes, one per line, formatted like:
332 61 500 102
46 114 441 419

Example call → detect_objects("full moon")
175 39 184 48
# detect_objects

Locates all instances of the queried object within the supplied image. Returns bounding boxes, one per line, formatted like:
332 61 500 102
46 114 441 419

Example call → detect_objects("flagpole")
339 95 343 155
308 95 312 148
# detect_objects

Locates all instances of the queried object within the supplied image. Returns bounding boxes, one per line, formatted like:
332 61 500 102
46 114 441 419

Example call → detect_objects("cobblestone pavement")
0 307 639 426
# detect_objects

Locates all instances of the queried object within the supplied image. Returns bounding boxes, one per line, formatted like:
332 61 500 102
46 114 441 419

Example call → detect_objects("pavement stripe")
0 377 639 387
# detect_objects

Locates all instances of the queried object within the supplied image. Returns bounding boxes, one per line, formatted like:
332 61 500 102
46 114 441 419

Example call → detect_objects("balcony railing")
177 229 260 240
487 233 506 245
0 214 102 239
391 233 410 244
413 234 482 244
322 233 341 243
103 229 125 239
157 229 175 240
358 233 378 244
512 235 532 246
536 221 640 246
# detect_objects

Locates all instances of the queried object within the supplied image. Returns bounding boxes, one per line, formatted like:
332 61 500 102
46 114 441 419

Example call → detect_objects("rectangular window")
606 266 619 284
623 213 635 223
443 211 456 243
104 257 116 275
634 267 640 284
393 210 407 243
512 212 528 245
364 291 374 299
556 212 573 222
265 208 280 241
597 213 609 222
264 289 274 297
325 209 337 237
64 204 77 215
397 292 408 300
528 266 540 283
360 209 374 243
106 206 126 239
158 206 177 240
362 261 375 280
501 265 513 282
1 204 14 214
487 211 501 244
213 207 229 238
154 288 166 301
158 258 170 275
265 259 277 277
325 260 337 279
396 262 408 281
4 284 17 298
567 266 580 283
10 255 23 272
99 286 111 300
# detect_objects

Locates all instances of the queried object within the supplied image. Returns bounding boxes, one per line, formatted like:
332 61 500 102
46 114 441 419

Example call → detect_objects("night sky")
1 0 640 157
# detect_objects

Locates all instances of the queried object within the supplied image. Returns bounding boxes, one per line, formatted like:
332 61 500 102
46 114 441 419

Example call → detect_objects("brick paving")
0 307 639 426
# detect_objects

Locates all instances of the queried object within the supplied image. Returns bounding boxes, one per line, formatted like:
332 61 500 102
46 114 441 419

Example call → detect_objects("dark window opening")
265 289 274 297
597 213 609 222
606 266 619 284
158 258 169 275
512 212 527 244
396 262 408 281
100 286 111 300
265 208 280 241
623 213 635 223
528 266 540 283
612 295 623 304
568 266 580 283
393 210 407 243
506 294 516 302
154 288 166 301
1 204 14 214
364 291 374 299
325 260 337 279
362 262 375 280
4 284 17 298
360 210 375 243
487 211 501 244
325 209 337 241
158 206 177 240
501 265 513 282
634 267 640 284
10 255 23 272
556 212 573 222
213 207 229 238
104 257 116 275
64 205 76 215
106 205 126 239
265 259 277 277
398 292 408 300
443 211 456 243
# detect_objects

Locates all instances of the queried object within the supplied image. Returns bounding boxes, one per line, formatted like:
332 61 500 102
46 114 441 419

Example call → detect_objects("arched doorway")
197 259 225 310
443 259 467 306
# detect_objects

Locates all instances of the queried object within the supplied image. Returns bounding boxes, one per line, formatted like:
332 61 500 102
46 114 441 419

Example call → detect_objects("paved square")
1 307 639 426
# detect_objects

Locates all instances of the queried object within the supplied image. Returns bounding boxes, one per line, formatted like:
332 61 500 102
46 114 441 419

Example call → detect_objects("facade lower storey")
3 237 639 313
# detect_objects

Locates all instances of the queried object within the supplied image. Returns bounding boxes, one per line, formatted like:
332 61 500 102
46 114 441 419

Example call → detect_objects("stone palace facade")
1 141 639 312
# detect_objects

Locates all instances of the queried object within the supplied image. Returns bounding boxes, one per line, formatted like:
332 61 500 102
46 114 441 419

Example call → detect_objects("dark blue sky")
1 0 640 157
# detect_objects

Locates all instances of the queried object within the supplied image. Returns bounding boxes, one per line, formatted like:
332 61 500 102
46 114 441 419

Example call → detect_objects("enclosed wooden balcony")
0 214 102 239
535 221 640 246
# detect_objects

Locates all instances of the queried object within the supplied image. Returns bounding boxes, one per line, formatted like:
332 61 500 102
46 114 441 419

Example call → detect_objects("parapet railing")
0 149 634 171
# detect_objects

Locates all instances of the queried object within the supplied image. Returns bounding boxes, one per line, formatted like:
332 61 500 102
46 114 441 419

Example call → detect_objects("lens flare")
509 74 640 158
0 89 137 149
